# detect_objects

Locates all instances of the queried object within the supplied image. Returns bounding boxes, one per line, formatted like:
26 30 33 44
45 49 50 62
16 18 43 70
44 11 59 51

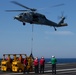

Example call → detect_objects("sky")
0 0 76 58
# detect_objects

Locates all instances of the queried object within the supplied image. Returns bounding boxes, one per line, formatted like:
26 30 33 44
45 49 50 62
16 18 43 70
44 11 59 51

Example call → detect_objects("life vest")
23 59 28 66
34 59 38 66
40 59 45 65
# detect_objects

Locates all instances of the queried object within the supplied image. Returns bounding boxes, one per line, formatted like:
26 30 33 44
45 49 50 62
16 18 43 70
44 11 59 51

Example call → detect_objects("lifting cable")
31 25 34 53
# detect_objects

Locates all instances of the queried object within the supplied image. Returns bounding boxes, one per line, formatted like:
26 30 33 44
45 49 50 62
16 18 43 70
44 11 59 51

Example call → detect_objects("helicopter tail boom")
57 23 68 27
57 17 68 27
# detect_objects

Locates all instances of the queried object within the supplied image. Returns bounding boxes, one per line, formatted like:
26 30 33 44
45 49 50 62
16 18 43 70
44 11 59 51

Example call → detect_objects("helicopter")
6 1 68 31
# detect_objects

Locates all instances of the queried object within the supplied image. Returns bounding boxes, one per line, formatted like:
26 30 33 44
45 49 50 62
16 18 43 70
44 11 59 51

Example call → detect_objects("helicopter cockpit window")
19 13 24 16
41 15 46 19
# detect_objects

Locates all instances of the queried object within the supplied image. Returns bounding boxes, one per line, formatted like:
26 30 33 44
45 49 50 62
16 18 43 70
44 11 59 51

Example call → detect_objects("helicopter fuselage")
14 12 57 26
14 12 67 31
7 1 67 31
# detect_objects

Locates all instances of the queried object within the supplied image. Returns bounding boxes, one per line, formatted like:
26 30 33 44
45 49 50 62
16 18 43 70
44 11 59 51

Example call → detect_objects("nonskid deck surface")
0 63 76 75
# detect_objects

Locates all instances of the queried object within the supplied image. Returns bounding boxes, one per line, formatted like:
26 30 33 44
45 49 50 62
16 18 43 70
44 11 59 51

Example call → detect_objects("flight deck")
0 63 76 75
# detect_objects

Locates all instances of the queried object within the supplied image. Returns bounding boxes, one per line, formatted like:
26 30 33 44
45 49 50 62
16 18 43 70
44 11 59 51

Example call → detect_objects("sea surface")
0 58 76 64
44 58 76 64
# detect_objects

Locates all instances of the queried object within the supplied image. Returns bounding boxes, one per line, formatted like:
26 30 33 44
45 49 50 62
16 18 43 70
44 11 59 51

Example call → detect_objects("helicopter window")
33 14 38 18
24 13 26 16
32 14 39 22
41 15 46 19
19 13 24 16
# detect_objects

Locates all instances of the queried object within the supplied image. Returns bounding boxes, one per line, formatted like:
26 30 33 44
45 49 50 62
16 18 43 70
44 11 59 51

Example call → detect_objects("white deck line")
1 68 76 75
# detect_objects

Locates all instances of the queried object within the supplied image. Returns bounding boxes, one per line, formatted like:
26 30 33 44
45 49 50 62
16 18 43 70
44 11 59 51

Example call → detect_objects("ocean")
44 58 76 64
0 58 76 64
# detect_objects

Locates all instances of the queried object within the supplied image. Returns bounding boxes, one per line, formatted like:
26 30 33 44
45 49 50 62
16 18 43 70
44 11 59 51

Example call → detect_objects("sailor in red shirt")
23 57 28 74
39 57 45 73
33 57 39 73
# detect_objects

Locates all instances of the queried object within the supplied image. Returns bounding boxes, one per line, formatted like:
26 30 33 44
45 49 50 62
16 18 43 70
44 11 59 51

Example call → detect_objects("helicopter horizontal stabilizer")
58 23 68 27
53 23 68 31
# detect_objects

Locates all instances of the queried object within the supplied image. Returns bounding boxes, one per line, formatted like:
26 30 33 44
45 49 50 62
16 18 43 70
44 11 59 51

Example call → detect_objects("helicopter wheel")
54 27 57 31
55 28 57 31
23 22 25 25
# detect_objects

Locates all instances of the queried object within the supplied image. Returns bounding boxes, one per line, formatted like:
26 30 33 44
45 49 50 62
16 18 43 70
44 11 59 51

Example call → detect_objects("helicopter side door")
32 14 39 22
38 15 47 24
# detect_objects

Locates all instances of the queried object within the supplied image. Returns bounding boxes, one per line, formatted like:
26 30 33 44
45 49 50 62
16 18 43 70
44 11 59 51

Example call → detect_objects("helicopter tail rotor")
58 11 67 20
57 12 68 27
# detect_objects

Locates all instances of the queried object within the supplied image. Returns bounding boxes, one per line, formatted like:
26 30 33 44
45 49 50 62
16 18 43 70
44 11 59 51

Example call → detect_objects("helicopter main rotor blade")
37 3 65 11
11 1 37 11
6 10 28 12
51 3 65 7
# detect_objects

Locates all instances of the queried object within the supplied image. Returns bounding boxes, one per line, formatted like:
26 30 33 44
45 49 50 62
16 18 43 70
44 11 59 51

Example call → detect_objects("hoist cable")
31 25 33 52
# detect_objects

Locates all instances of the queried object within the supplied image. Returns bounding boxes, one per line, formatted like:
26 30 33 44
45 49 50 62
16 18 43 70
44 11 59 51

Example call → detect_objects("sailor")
33 57 39 73
39 56 45 73
23 57 28 74
51 56 57 74
19 54 23 63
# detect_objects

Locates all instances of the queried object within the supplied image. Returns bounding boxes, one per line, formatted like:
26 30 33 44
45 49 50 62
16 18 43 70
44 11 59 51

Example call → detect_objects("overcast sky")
0 0 76 58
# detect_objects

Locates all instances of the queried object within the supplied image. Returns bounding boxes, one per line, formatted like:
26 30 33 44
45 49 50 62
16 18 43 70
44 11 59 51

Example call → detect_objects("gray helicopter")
6 1 68 31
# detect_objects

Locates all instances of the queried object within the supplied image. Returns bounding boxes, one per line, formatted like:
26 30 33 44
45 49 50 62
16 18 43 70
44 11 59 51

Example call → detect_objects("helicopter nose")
14 16 19 19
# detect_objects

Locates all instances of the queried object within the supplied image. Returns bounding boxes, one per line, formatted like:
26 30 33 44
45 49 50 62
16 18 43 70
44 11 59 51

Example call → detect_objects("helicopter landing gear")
54 27 57 31
23 22 25 25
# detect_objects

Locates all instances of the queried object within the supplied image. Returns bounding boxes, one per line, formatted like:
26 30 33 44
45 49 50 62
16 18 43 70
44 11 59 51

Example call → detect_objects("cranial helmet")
52 56 55 58
41 56 44 59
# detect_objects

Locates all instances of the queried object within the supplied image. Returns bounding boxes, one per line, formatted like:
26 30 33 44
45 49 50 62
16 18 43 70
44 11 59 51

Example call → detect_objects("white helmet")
35 57 38 60
52 56 55 58
41 56 44 59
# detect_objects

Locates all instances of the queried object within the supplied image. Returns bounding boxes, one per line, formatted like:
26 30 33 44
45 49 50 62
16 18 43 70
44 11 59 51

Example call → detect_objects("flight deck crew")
19 54 23 63
23 57 28 74
51 56 57 74
33 57 39 73
39 57 45 73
